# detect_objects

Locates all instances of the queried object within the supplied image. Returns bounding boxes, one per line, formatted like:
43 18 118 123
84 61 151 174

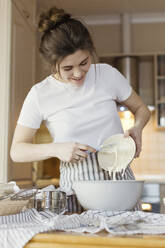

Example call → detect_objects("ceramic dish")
98 133 136 173
73 180 144 211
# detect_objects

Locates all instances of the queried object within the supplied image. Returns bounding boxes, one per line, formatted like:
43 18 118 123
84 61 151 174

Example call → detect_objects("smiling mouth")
71 76 83 81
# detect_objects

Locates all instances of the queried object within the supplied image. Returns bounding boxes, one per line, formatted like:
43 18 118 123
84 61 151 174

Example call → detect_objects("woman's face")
57 50 91 86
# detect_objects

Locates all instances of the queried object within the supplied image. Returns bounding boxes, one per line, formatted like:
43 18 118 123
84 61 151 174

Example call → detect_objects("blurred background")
1 0 165 213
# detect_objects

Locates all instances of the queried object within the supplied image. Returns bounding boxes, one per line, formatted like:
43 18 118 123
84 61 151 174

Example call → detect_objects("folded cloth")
2 209 165 248
0 181 20 196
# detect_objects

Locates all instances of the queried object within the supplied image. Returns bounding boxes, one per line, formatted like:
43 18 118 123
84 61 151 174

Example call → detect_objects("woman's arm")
10 124 96 163
121 90 151 157
10 124 53 162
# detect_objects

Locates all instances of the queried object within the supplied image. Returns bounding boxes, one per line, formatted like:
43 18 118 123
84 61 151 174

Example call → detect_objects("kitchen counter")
25 231 165 248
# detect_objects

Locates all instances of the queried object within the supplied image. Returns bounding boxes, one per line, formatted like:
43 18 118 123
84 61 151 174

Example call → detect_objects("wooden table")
25 231 165 248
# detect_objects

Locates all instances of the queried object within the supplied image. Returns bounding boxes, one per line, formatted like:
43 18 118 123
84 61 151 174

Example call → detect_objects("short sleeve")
101 64 132 102
112 67 132 102
17 86 42 129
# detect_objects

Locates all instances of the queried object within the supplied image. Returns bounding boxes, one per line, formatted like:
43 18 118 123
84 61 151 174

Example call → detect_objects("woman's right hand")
53 142 96 163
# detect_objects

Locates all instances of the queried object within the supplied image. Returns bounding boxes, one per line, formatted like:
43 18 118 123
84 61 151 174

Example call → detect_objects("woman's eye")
80 61 88 66
63 61 88 71
64 67 72 71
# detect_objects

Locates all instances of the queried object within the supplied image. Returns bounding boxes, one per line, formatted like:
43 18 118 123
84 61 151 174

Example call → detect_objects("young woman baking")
10 7 150 213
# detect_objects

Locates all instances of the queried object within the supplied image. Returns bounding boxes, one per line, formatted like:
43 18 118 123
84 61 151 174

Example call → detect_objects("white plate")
98 133 136 173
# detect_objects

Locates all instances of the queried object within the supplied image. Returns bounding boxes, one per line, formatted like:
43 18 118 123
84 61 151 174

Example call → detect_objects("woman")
10 7 150 213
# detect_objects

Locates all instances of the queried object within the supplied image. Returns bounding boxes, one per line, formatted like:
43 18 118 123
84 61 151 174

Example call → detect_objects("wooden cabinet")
155 55 165 130
8 1 36 184
99 53 165 130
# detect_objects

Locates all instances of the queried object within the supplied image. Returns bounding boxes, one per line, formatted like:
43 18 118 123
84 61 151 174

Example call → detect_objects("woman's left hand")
121 89 151 158
124 126 142 158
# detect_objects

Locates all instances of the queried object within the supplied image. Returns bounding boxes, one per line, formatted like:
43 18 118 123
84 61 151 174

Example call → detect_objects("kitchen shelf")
155 55 165 129
100 53 165 130
99 52 157 58
157 55 165 76
157 103 165 127
156 126 165 130
157 100 165 104
157 76 165 79
157 79 165 102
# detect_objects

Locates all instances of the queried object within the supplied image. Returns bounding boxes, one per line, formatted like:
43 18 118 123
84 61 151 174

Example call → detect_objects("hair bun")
38 7 71 33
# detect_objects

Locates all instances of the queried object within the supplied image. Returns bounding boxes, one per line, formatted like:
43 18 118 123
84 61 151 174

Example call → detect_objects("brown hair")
38 7 97 71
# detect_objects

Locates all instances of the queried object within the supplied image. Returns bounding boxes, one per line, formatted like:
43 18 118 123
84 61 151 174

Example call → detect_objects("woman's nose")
73 67 82 77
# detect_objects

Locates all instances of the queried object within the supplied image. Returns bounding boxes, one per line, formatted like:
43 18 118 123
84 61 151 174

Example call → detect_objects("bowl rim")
72 180 144 185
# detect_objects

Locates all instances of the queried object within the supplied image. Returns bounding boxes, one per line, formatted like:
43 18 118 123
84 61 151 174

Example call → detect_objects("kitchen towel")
2 209 165 248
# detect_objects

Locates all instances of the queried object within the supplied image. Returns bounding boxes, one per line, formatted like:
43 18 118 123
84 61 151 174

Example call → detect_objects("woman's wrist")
46 142 61 159
134 105 151 131
134 120 144 131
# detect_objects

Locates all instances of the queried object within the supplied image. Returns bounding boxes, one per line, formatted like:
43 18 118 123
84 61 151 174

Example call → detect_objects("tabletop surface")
24 231 165 248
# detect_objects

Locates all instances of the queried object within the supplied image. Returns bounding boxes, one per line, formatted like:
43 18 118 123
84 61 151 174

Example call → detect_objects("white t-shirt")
17 63 132 149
